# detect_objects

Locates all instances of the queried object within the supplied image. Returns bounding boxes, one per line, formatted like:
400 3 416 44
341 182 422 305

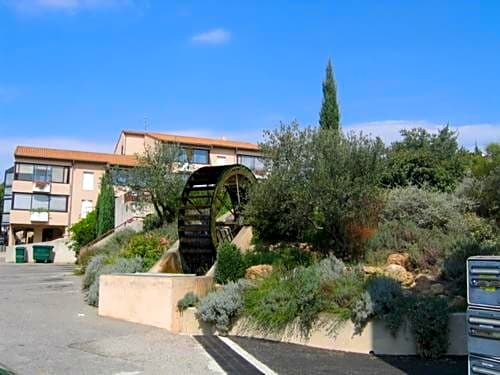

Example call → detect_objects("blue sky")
1 0 500 175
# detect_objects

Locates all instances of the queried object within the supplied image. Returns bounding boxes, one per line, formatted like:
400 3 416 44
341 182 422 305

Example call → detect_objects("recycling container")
15 246 26 263
467 307 500 359
33 245 53 263
469 354 500 375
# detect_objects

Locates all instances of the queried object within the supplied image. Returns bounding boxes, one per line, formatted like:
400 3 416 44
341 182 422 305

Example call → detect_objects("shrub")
323 268 365 321
313 254 346 283
121 230 170 272
177 292 200 312
69 210 97 253
380 186 468 232
245 122 386 260
242 246 282 268
274 246 315 270
197 280 249 334
442 239 500 297
143 213 162 231
215 242 245 284
367 276 405 335
351 292 374 334
82 254 106 291
407 295 449 359
85 257 143 307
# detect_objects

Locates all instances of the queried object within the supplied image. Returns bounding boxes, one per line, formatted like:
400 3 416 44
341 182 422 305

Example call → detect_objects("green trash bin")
33 245 54 263
15 246 26 263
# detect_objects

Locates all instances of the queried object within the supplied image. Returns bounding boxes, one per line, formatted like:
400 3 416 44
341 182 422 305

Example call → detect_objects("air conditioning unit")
467 256 500 308
469 354 500 375
468 307 500 359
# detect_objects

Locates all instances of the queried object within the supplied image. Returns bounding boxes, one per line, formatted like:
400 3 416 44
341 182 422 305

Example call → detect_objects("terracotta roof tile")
15 146 138 167
122 130 259 151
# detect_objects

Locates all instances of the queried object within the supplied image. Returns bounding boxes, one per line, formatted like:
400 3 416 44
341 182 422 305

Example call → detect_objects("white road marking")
219 336 278 375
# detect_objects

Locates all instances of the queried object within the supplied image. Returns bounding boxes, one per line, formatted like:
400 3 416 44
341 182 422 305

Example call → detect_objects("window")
14 163 69 183
237 155 265 175
81 200 93 218
192 149 209 164
12 193 32 210
15 163 34 181
31 194 49 210
82 172 94 191
50 196 67 212
2 199 11 213
1 214 9 225
178 147 210 164
4 168 13 186
34 165 50 182
51 166 68 183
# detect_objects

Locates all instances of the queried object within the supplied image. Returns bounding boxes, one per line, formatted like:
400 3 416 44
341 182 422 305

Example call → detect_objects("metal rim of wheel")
177 164 256 275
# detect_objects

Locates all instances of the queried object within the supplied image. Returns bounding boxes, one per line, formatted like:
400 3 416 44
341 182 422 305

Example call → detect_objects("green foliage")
367 276 406 335
319 59 340 131
82 254 106 291
244 259 364 338
114 143 185 226
95 172 115 236
442 239 500 297
78 228 136 272
143 212 162 231
246 122 385 260
407 296 449 359
177 292 200 312
69 210 97 253
85 257 143 307
383 126 467 192
197 280 249 334
380 186 469 232
215 242 246 284
121 229 171 272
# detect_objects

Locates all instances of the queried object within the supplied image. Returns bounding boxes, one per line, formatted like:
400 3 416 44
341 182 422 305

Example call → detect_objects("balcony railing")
30 211 49 222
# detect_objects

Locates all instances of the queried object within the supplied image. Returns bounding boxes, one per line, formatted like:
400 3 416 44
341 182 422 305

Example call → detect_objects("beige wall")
210 147 237 165
69 162 106 225
12 180 71 196
10 210 69 227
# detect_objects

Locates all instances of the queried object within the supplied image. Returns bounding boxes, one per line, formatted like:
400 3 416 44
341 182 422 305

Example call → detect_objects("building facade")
0 131 263 247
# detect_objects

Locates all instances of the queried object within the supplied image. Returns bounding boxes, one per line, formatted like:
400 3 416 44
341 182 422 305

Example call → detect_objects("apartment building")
114 130 264 175
1 147 137 247
0 131 263 247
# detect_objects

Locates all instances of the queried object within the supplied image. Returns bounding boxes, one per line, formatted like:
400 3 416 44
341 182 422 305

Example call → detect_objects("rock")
387 252 411 269
449 295 466 309
413 274 433 293
245 264 273 280
384 264 415 287
362 266 384 275
430 283 445 295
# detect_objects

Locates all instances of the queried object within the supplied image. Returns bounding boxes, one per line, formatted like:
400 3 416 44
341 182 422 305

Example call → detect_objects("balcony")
30 211 49 222
33 181 51 193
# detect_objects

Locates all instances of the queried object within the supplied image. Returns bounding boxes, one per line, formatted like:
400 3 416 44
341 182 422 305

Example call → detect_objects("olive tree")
245 122 386 259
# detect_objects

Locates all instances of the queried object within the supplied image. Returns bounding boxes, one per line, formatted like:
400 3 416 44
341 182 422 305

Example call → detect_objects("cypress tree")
319 59 340 131
96 172 115 236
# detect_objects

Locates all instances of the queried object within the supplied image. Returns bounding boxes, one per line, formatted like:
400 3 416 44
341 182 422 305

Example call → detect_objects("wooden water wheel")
178 164 256 275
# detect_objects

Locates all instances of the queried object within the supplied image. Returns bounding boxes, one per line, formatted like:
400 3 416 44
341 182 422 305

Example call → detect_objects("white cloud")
0 136 114 176
4 0 132 13
344 120 500 150
191 28 231 45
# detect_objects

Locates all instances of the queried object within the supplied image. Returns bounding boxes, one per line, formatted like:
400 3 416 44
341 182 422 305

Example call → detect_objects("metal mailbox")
469 354 500 375
468 256 500 308
468 307 500 358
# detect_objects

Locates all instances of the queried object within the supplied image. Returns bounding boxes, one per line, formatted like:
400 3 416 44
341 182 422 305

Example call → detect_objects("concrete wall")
5 237 76 264
99 274 213 332
180 310 467 356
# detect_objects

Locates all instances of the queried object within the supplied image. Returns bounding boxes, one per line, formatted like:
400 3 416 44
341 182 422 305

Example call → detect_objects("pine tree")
319 59 340 131
95 172 115 236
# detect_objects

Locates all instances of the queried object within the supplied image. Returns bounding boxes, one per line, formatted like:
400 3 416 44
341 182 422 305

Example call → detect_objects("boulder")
449 295 466 309
362 266 384 275
413 274 434 294
387 252 411 269
384 264 415 287
245 264 273 280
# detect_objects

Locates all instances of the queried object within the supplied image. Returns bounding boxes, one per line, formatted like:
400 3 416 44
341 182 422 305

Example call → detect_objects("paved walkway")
0 260 223 375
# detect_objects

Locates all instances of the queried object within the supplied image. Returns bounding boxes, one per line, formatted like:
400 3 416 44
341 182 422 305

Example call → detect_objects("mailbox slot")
469 355 500 375
468 307 500 358
468 257 500 308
